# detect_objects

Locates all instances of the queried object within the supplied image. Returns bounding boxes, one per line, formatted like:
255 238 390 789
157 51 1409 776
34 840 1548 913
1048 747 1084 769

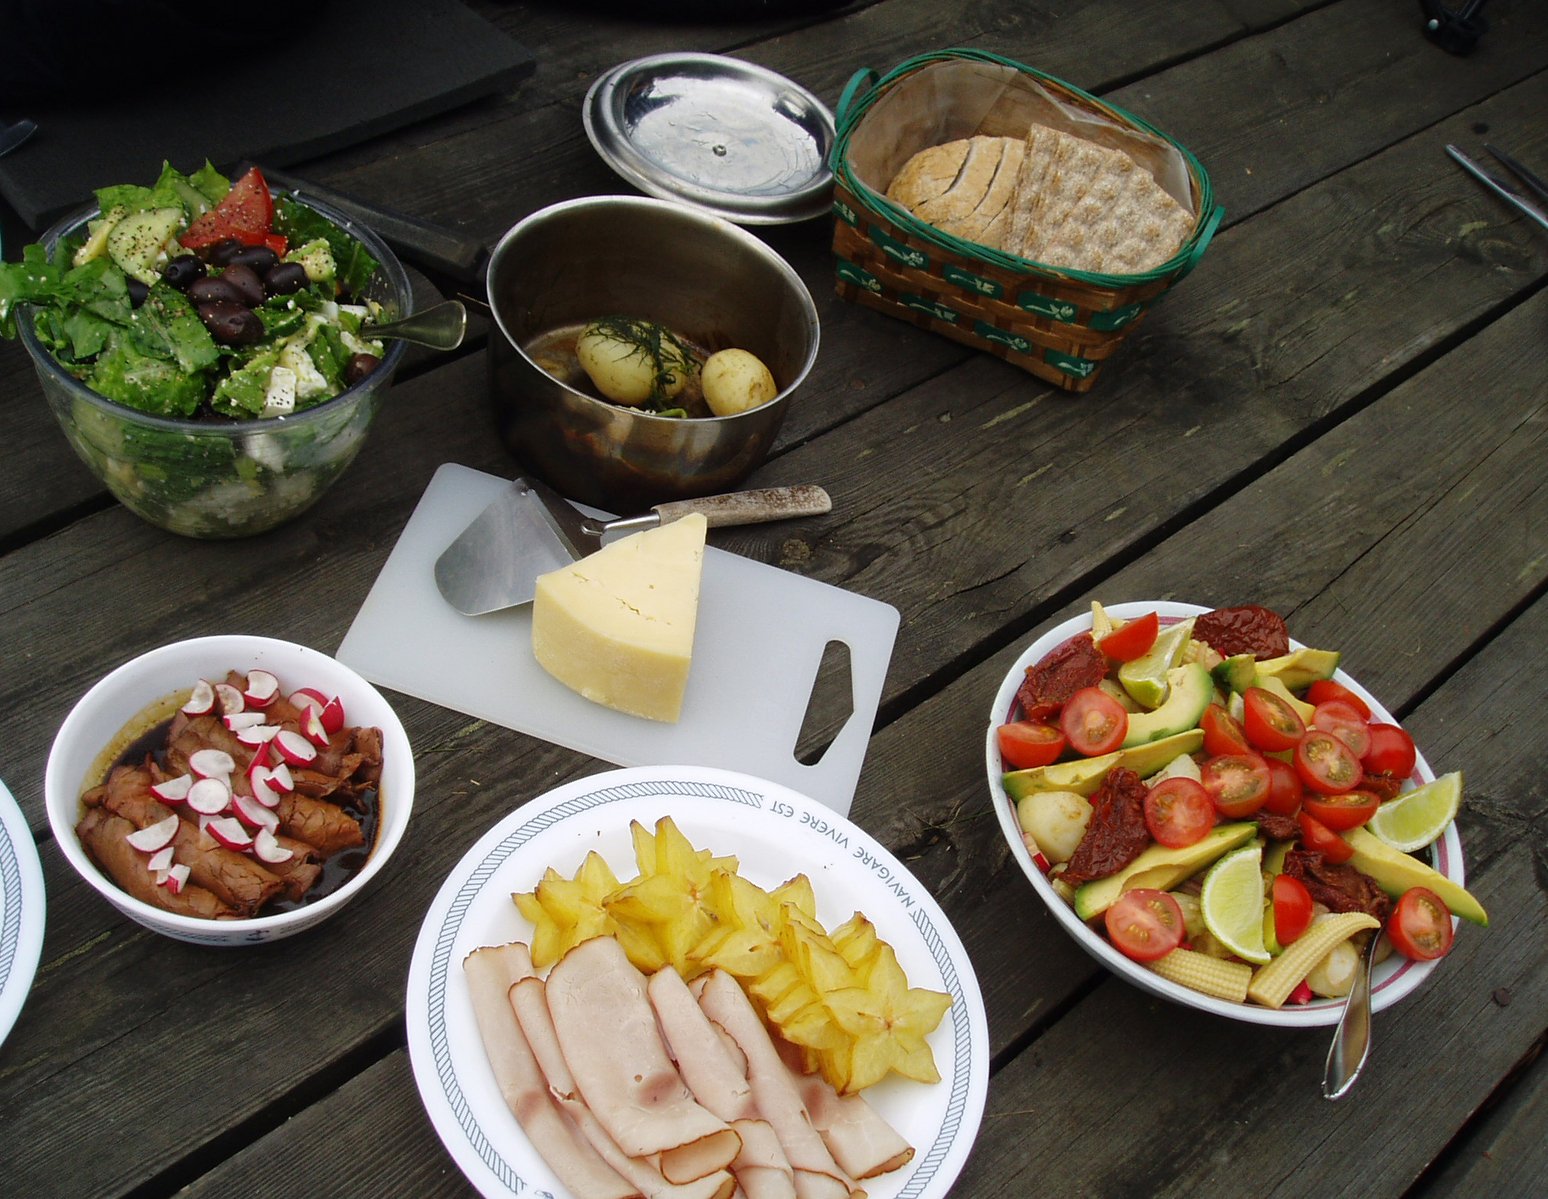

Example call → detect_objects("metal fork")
1445 143 1548 233
0 119 38 159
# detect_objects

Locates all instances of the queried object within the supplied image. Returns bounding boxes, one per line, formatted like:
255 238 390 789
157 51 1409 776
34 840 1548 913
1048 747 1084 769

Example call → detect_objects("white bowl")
46 635 414 945
985 600 1464 1027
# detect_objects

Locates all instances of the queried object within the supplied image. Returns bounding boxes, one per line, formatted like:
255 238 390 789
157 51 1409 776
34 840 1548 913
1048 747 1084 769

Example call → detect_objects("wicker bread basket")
830 48 1221 392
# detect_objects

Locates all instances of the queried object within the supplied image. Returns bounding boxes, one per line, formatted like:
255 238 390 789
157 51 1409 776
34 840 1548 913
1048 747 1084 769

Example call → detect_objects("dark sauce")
106 713 380 914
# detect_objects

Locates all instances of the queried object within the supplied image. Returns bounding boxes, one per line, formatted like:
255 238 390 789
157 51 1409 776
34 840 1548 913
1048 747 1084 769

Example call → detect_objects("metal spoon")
1322 932 1381 1099
362 299 467 350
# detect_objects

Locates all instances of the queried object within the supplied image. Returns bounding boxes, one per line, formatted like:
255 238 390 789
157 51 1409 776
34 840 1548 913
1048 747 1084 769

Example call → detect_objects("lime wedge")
1200 843 1271 965
1118 617 1195 709
1366 771 1462 852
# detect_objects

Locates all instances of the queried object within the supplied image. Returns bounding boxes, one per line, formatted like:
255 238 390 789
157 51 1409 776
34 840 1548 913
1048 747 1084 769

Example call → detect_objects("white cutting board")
338 464 899 815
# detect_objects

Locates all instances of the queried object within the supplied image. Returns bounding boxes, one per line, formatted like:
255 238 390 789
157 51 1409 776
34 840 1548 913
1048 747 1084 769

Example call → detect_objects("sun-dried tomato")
1016 632 1107 720
1193 605 1290 660
1283 849 1392 923
1060 767 1151 886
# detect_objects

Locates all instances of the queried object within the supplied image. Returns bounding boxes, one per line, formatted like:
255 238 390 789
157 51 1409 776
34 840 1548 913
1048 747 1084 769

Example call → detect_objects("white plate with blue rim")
0 777 47 1047
406 764 988 1199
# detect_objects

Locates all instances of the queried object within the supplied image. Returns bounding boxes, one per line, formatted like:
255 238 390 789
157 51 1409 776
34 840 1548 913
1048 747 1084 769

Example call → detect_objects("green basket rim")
831 47 1220 286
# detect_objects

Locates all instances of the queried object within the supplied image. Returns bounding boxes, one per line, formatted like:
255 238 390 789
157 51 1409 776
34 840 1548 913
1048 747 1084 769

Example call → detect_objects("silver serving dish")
583 52 836 225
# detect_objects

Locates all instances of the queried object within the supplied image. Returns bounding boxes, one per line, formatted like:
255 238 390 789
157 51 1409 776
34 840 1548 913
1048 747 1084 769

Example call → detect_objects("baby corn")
1148 947 1252 1002
1247 912 1380 1008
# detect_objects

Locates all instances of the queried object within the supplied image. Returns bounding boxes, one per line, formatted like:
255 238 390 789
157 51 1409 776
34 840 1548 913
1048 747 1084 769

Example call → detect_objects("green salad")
0 161 386 420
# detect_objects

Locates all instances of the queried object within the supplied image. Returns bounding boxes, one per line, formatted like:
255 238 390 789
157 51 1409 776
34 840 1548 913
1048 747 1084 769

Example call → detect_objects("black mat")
0 0 534 232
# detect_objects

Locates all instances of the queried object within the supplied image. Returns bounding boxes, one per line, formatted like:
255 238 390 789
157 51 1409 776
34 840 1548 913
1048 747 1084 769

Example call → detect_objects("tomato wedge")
1388 887 1455 960
1098 611 1159 662
1262 756 1304 817
1363 723 1418 779
1104 888 1185 962
1143 777 1215 848
996 720 1066 769
1272 874 1314 945
1306 679 1371 719
1202 752 1271 818
1302 789 1380 831
1200 704 1252 757
1243 686 1306 752
1060 687 1128 756
1311 699 1371 759
1297 810 1354 863
1295 729 1365 795
180 167 276 250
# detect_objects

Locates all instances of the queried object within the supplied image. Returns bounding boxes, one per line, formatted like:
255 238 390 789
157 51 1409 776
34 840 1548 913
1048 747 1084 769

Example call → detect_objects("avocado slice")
1122 662 1212 748
1252 675 1316 725
1003 728 1204 801
1343 826 1487 926
1211 653 1257 695
1254 648 1341 692
1071 822 1259 920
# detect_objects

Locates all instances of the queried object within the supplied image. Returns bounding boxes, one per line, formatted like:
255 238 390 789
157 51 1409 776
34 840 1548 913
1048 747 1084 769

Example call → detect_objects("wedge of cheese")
531 513 707 723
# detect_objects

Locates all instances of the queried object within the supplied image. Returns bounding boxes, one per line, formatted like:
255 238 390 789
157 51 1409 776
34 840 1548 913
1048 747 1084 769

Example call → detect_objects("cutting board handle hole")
796 640 853 766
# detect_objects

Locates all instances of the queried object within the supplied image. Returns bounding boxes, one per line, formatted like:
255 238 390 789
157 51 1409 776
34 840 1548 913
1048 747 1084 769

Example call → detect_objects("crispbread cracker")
1020 137 1133 260
1004 123 1061 258
1036 163 1193 273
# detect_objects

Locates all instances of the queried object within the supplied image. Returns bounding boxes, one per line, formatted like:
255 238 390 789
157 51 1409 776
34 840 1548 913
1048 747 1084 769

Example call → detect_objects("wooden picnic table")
2 1 1545 1195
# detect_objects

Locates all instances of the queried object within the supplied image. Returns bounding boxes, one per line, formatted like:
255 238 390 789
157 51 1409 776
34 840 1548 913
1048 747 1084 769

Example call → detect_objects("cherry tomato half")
1312 699 1371 759
1104 888 1186 962
1296 810 1355 863
1306 679 1372 719
1272 874 1315 946
1144 777 1216 848
1098 611 1159 663
1201 704 1252 757
1295 730 1365 795
180 167 276 249
1202 752 1271 818
997 720 1067 770
1363 723 1418 779
1262 756 1305 817
1302 789 1380 832
1243 686 1307 752
1388 887 1455 961
1060 687 1128 757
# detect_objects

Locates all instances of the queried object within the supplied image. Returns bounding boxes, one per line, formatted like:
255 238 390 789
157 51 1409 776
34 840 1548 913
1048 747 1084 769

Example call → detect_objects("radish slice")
249 768 281 808
125 814 180 853
232 793 279 833
265 762 294 794
150 774 194 803
223 711 266 731
186 777 232 815
235 723 280 747
244 669 280 708
253 828 294 865
215 683 246 715
206 816 253 851
303 706 329 748
164 863 191 893
289 687 328 714
247 741 273 774
319 696 345 735
182 679 216 716
274 729 318 766
147 845 176 873
189 748 236 780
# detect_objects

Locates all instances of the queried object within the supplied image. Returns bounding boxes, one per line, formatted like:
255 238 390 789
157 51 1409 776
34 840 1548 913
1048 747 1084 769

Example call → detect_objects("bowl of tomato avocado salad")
0 161 412 538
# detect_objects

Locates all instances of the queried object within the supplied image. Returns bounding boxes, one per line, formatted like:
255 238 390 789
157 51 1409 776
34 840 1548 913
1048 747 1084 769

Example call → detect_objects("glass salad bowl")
15 194 411 539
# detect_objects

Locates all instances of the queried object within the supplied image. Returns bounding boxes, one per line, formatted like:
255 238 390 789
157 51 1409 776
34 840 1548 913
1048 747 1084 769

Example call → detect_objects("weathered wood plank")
1423 1047 1548 1199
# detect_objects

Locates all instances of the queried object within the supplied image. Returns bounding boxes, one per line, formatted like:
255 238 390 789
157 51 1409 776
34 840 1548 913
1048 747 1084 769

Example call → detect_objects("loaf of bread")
886 122 1194 275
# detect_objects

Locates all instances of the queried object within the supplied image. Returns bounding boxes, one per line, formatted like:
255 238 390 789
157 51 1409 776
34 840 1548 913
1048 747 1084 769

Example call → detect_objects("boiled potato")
1016 789 1092 864
576 317 697 407
701 347 778 416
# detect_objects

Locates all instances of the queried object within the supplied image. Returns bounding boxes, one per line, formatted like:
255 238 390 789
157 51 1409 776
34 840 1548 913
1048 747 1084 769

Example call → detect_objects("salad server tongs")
1321 931 1381 1099
1445 143 1548 233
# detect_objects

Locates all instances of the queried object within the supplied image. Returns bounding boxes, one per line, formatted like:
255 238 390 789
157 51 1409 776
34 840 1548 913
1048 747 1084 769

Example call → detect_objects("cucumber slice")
107 207 184 285
73 205 127 267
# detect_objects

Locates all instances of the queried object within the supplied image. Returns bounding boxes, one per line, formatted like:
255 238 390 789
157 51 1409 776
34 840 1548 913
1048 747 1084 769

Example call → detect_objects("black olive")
218 262 266 307
225 244 280 274
207 239 245 266
125 277 149 308
197 300 263 346
188 276 242 307
345 353 382 385
162 255 206 291
263 261 308 297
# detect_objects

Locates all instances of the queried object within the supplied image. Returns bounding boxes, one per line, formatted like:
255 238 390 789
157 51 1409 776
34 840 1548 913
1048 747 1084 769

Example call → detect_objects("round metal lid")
583 52 836 225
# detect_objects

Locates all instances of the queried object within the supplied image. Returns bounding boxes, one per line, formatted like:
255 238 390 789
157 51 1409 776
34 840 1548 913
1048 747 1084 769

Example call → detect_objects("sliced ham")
546 937 741 1184
696 970 860 1199
510 974 735 1199
462 943 639 1199
777 1040 913 1180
